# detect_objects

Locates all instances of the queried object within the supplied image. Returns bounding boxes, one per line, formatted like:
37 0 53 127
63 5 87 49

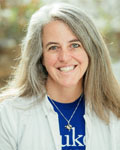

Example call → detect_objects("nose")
58 49 71 63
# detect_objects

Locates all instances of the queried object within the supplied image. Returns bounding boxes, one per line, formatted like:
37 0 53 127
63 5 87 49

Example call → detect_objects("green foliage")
0 0 120 60
0 1 43 46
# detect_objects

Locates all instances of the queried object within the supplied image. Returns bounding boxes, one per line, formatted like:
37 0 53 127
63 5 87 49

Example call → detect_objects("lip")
57 65 78 72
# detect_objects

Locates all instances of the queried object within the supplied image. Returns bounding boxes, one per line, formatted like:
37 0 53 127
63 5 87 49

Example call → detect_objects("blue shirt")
48 94 86 150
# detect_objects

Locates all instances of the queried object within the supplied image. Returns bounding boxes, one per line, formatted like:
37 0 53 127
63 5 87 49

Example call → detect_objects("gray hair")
2 2 120 122
19 3 109 95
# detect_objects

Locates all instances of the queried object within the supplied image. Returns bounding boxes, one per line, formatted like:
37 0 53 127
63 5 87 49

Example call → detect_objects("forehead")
42 20 78 41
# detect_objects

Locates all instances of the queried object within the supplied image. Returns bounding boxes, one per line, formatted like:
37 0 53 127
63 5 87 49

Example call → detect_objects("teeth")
59 66 75 72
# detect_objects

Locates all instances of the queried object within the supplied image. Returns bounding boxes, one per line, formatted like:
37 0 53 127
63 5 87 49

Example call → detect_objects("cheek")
43 53 58 68
74 51 89 65
83 52 89 65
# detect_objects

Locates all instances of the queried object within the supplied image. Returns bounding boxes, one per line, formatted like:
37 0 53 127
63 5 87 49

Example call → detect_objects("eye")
48 46 58 50
71 43 80 48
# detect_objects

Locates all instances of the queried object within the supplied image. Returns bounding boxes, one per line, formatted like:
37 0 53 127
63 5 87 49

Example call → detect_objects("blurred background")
0 0 120 89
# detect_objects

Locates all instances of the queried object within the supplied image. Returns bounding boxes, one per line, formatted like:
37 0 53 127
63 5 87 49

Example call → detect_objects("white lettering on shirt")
61 127 85 147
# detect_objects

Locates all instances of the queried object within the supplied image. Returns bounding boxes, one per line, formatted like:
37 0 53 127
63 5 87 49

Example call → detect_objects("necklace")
48 94 83 131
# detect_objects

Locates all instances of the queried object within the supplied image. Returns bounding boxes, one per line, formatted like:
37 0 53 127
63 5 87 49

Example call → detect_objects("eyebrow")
46 42 59 48
45 39 81 48
68 39 81 43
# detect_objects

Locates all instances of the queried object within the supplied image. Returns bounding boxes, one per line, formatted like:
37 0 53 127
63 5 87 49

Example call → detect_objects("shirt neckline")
47 94 84 110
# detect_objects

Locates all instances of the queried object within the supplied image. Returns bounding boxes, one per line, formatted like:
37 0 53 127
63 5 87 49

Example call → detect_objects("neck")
46 79 83 103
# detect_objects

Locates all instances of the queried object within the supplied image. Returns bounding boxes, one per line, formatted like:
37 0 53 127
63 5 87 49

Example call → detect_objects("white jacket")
0 95 120 150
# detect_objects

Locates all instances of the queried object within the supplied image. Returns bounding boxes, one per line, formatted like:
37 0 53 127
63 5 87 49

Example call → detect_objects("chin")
60 82 81 88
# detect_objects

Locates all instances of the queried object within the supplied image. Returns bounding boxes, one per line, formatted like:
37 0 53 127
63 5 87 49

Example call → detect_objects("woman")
0 2 120 150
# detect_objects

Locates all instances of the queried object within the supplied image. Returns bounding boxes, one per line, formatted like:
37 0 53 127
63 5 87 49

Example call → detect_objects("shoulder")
109 112 120 132
0 96 45 125
85 104 120 132
0 96 47 149
0 96 35 112
85 105 120 149
108 112 120 148
0 98 19 121
0 96 46 134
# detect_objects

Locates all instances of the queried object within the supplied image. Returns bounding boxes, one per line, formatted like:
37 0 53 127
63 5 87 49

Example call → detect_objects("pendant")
65 124 72 131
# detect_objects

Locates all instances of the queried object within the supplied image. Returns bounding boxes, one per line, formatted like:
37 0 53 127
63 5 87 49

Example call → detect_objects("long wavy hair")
1 3 120 123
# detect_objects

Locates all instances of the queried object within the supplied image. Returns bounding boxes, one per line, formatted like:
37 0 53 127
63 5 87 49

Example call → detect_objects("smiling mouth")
58 65 77 72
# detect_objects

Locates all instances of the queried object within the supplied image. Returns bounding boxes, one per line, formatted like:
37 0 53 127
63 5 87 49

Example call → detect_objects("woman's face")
42 20 89 88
